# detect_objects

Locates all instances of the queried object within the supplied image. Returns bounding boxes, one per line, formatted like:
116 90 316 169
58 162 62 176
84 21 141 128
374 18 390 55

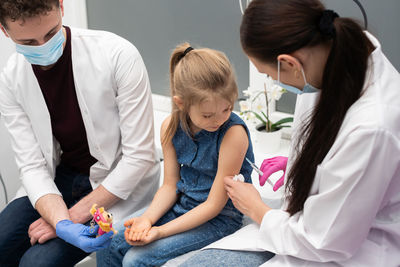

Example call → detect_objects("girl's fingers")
132 231 138 242
129 227 137 241
124 218 135 227
138 229 148 241
134 231 142 242
124 228 130 241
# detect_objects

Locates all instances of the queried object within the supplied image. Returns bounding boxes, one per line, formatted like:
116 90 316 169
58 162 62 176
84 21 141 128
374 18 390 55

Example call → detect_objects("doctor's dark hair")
162 43 238 145
0 0 59 29
241 0 374 215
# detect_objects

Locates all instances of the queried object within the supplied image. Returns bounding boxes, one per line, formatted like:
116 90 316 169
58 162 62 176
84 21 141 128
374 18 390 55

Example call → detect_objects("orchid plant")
239 76 293 132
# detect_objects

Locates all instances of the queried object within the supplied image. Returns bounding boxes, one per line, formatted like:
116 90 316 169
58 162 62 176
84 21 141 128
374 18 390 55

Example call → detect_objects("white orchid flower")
239 100 251 112
239 77 292 130
242 89 252 97
268 85 284 101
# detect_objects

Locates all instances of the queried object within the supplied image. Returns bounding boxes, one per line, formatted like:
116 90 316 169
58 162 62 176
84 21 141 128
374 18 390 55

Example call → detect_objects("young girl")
96 43 255 266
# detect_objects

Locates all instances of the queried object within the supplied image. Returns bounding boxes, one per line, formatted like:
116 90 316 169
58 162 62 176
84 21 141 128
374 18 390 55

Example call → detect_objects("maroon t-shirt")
32 26 97 175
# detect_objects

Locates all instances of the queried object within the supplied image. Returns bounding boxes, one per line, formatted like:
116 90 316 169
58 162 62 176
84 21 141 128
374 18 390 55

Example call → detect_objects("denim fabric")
97 207 242 267
179 248 275 267
96 113 255 267
173 112 254 223
0 164 92 267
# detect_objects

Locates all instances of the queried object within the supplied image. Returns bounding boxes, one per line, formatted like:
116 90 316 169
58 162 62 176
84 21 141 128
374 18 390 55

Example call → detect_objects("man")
0 0 160 266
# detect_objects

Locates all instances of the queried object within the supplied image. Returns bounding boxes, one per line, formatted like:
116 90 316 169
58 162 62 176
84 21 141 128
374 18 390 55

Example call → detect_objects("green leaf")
260 111 271 124
271 117 293 128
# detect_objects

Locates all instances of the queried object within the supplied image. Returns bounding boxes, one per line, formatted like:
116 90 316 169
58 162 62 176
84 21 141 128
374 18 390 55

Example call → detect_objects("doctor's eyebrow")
15 24 60 42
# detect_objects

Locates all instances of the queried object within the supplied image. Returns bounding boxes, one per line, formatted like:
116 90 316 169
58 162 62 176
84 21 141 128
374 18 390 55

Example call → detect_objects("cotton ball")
233 174 245 182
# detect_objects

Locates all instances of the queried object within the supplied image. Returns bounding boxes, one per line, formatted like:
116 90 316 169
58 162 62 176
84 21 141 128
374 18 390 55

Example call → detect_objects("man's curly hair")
0 0 59 29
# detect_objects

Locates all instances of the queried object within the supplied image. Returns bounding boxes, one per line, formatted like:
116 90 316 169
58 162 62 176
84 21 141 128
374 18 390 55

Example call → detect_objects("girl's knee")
122 248 148 267
122 245 168 267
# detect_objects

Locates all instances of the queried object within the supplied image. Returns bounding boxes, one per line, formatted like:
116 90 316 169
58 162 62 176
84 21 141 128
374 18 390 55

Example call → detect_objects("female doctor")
181 0 400 266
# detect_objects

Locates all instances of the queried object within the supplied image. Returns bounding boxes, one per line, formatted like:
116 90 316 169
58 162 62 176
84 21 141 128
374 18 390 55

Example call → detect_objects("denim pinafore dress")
172 112 254 226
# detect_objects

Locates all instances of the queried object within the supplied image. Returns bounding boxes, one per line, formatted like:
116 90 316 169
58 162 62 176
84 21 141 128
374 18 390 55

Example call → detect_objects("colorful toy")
89 204 118 236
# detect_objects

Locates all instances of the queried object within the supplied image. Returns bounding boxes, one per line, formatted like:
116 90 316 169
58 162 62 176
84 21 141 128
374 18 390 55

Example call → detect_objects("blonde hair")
162 42 238 145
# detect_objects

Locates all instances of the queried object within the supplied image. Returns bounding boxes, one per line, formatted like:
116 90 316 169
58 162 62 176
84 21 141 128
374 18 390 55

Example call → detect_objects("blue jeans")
179 248 275 266
0 164 93 267
97 207 242 267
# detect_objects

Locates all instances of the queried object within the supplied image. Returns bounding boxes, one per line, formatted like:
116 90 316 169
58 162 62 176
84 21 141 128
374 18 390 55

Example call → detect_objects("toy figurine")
89 204 118 236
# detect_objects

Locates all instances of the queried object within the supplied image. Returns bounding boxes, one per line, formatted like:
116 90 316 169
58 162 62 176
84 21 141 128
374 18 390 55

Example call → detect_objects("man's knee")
19 238 89 267
0 197 37 265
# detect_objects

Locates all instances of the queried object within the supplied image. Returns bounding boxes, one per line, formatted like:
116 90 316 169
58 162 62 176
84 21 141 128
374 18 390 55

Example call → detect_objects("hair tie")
178 46 194 61
319 10 339 38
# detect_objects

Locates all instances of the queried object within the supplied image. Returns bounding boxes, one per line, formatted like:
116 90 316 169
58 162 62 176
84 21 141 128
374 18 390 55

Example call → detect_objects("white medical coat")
0 27 160 221
206 32 400 266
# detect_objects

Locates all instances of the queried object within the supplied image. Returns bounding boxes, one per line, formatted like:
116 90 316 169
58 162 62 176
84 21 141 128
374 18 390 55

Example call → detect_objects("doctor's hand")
124 216 152 242
56 220 113 253
259 156 288 191
125 226 162 246
224 176 270 225
28 217 57 245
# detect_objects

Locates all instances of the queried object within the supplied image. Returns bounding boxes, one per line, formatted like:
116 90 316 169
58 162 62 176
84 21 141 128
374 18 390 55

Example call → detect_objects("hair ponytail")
169 43 192 95
241 0 374 215
163 43 193 146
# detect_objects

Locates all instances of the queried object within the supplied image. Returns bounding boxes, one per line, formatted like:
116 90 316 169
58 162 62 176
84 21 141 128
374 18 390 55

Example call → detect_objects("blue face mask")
276 60 319 95
15 27 65 66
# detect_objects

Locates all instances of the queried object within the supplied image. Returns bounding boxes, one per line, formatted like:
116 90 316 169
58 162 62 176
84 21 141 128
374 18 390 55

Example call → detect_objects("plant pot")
252 124 282 153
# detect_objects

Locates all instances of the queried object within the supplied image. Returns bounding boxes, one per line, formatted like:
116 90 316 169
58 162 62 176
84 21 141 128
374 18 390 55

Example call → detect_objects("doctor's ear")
0 25 9 38
277 54 302 74
59 0 65 17
173 96 184 110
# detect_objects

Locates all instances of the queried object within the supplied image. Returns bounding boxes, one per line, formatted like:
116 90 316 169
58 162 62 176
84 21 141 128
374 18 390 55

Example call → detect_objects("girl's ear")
173 96 184 110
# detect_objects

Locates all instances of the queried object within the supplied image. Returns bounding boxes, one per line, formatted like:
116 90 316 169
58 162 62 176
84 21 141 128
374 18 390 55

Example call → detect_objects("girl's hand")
124 216 152 242
125 226 162 246
224 176 270 224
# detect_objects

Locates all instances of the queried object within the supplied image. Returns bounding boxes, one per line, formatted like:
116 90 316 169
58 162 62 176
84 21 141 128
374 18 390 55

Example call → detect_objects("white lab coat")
205 32 400 266
0 28 160 221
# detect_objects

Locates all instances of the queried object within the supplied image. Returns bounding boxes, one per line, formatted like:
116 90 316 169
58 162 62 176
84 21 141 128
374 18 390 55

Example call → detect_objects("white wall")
0 1 88 210
63 0 88 29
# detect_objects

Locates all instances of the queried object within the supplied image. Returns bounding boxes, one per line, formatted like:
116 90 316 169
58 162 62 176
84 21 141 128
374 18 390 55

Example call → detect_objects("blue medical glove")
56 220 113 253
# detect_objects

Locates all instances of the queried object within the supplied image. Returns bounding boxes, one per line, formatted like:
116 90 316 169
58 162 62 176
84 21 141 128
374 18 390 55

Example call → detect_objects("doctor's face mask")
276 60 319 95
15 27 65 66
